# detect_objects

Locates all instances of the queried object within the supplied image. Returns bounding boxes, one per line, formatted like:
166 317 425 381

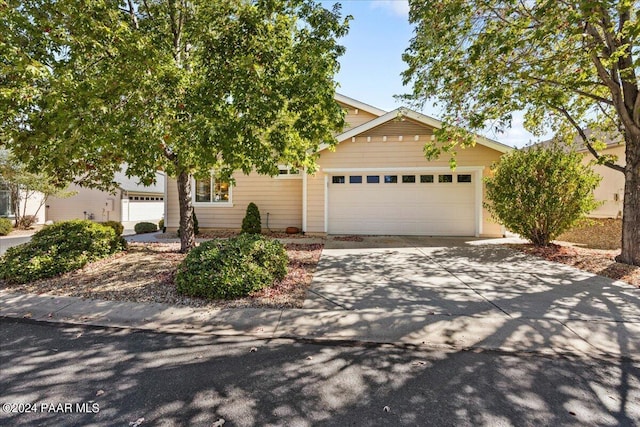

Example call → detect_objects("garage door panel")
328 175 476 236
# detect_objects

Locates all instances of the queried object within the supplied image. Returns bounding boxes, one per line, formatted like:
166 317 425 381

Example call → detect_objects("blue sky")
322 0 540 148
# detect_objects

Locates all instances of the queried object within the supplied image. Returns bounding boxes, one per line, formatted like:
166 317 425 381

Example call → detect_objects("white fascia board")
334 93 387 117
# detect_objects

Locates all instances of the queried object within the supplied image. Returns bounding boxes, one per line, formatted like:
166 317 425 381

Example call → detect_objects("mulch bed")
0 242 323 309
155 230 312 239
509 243 639 288
556 218 621 250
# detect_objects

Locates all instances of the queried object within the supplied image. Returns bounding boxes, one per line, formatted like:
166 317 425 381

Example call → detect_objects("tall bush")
485 145 601 246
0 220 126 284
0 218 13 236
241 202 262 234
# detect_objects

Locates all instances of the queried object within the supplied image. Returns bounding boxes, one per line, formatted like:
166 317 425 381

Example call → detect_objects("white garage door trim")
323 166 484 236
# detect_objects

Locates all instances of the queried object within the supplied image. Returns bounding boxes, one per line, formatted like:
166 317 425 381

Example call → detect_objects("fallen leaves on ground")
509 243 639 287
332 235 364 242
0 242 323 309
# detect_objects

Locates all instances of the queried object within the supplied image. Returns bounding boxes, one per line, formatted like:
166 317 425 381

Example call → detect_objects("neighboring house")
537 130 626 219
46 169 165 226
581 141 625 219
0 182 46 225
165 93 512 237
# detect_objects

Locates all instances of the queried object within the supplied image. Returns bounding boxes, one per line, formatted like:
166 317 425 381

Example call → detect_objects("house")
0 182 46 225
580 140 625 219
165 94 512 237
537 130 626 219
46 168 165 227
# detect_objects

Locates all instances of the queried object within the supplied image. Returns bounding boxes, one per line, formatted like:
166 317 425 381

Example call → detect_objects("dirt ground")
0 242 323 308
556 218 621 250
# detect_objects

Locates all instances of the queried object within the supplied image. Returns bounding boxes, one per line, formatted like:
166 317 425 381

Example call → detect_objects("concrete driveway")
302 236 640 356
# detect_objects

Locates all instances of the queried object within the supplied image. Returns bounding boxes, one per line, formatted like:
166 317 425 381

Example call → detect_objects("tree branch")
528 75 613 105
554 106 625 173
126 0 139 30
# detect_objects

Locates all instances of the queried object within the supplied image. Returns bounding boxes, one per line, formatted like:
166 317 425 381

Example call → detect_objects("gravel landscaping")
0 242 323 309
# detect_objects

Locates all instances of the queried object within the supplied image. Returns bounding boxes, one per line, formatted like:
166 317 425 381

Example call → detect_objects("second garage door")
327 171 477 236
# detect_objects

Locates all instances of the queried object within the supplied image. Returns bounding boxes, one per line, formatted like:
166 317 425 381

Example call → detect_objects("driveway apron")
303 236 640 356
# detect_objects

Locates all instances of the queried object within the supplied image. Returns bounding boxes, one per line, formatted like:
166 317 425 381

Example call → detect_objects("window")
457 174 472 183
349 176 362 184
420 175 434 183
332 176 345 184
402 175 416 183
384 175 398 183
195 175 231 203
367 175 380 184
438 174 453 183
277 166 301 179
0 182 12 217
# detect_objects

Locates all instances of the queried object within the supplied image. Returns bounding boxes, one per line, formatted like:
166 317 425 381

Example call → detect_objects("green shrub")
0 218 12 236
177 211 199 237
485 144 601 246
158 218 164 230
241 202 262 234
0 220 126 284
134 222 158 234
176 234 288 299
102 221 124 236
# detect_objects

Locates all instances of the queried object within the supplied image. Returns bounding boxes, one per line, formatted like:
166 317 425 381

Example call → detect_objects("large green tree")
403 0 640 265
1 0 349 252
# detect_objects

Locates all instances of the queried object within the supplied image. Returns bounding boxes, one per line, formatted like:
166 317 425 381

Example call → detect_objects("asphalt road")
0 319 638 426
0 235 31 255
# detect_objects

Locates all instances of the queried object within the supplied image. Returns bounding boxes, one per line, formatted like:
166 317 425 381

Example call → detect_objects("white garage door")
328 172 477 236
122 197 164 222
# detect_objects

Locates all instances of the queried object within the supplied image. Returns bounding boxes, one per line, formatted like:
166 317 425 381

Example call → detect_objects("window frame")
275 165 302 180
192 175 233 207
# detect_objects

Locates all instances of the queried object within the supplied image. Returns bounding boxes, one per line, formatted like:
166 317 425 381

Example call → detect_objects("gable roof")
115 167 164 194
318 107 512 154
535 129 625 152
335 93 387 117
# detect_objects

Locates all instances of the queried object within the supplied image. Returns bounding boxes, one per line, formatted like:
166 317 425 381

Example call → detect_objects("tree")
485 145 601 246
1 0 349 252
0 152 73 228
402 1 640 265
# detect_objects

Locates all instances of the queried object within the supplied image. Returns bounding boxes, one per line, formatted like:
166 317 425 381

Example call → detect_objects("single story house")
165 94 512 237
581 141 625 219
0 182 46 225
46 168 165 226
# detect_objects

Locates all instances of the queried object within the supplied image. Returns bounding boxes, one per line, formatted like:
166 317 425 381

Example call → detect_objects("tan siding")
167 172 302 230
360 118 435 137
306 134 505 236
337 101 380 131
47 185 122 223
583 145 625 218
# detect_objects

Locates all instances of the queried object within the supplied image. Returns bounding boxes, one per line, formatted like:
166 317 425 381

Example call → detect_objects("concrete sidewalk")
1 287 638 359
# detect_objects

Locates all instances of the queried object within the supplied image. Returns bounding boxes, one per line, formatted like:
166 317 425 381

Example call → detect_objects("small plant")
0 220 126 284
16 215 38 229
0 218 12 236
158 218 164 230
176 234 288 299
102 221 124 236
134 222 158 234
241 202 262 234
485 144 601 246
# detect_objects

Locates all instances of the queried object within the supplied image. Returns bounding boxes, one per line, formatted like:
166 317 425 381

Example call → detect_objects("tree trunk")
176 169 195 253
616 132 640 266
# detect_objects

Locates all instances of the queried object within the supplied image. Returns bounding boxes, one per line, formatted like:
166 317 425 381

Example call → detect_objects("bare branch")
554 106 625 173
528 75 613 105
126 0 139 30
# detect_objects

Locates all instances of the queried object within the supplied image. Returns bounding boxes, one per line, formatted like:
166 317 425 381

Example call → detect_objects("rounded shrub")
0 220 126 284
0 218 12 236
134 221 158 234
176 234 288 299
241 202 262 234
485 145 601 246
102 221 124 236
